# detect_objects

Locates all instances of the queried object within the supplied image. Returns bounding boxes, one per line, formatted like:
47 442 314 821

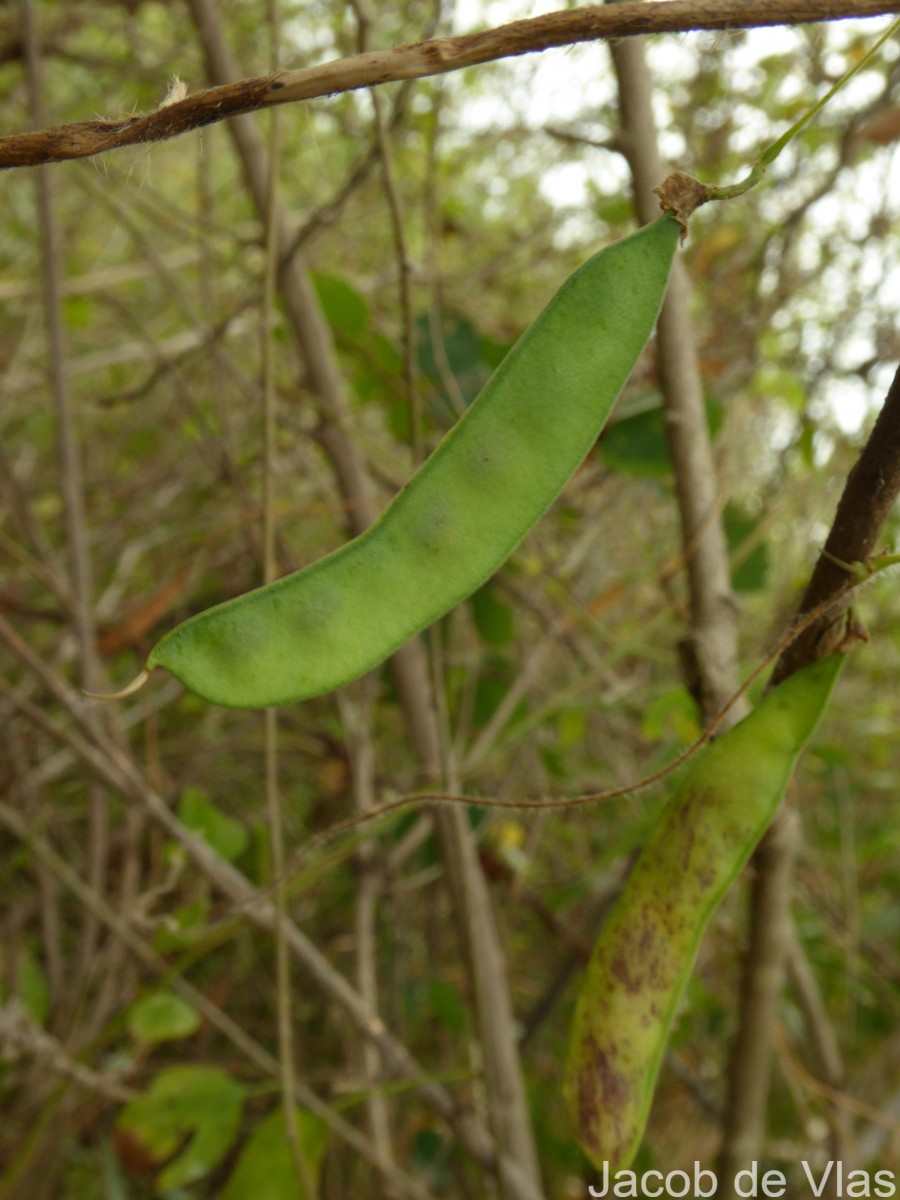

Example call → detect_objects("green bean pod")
564 653 845 1172
146 215 679 708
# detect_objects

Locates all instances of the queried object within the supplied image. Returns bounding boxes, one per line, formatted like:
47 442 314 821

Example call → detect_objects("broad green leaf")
116 1065 244 1190
415 311 492 418
127 992 200 1046
597 400 671 478
177 786 248 863
222 1108 328 1200
599 394 723 477
355 332 405 408
312 272 369 340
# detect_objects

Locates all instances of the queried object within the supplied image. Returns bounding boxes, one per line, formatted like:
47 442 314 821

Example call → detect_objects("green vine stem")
656 15 900 227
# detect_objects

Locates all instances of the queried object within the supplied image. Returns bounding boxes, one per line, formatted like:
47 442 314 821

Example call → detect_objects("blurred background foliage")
1 1 898 1196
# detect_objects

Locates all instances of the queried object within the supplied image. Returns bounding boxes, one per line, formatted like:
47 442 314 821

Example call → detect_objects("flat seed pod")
565 653 846 1172
147 216 679 707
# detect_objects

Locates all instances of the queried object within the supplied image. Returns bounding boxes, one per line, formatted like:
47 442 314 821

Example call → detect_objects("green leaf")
599 393 723 478
312 272 369 341
354 332 404 407
127 992 200 1046
116 1066 244 1190
222 1108 328 1200
177 786 248 863
597 399 671 478
416 311 492 419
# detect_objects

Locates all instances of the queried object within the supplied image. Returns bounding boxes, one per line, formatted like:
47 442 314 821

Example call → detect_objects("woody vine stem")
0 1 897 169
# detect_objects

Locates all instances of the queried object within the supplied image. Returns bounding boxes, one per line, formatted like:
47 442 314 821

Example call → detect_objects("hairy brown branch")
2 0 898 170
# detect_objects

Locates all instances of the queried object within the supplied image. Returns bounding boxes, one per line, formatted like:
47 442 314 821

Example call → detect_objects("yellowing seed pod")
565 653 845 1172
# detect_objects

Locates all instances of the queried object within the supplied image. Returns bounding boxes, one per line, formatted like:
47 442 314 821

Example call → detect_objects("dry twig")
2 1 897 170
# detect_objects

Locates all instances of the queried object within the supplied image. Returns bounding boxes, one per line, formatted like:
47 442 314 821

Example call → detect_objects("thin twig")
259 1 311 1189
611 30 746 727
0 999 134 1104
280 581 864 871
774 1021 900 1136
0 618 544 1200
0 797 441 1200
21 0 112 1017
337 681 397 1185
786 922 851 1172
351 0 423 465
